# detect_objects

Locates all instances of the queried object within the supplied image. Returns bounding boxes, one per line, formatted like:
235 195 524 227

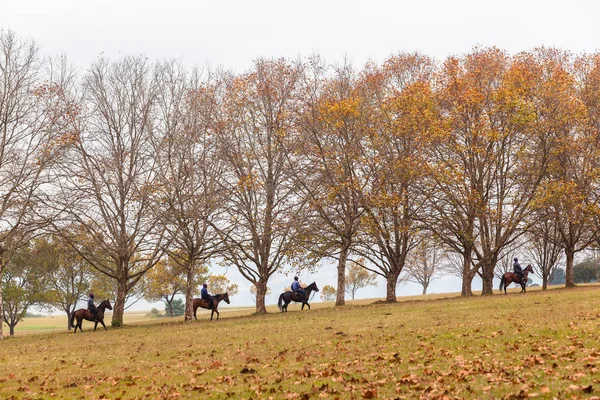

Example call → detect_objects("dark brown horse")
192 293 230 321
278 282 319 312
70 299 112 333
499 264 534 294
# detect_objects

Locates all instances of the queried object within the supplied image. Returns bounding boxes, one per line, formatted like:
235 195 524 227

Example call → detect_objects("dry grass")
2 285 600 399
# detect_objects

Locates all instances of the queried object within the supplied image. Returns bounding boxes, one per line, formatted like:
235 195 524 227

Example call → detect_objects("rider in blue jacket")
291 276 305 300
201 283 213 308
87 293 97 318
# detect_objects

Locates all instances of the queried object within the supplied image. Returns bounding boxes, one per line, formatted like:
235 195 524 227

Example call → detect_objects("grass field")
2 285 600 399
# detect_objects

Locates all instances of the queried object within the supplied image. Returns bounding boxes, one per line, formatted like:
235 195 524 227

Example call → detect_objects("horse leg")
210 310 214 321
215 309 220 320
94 321 99 332
99 320 108 331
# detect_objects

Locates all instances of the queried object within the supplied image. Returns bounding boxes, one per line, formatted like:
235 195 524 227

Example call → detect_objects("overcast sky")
2 0 596 310
2 0 599 73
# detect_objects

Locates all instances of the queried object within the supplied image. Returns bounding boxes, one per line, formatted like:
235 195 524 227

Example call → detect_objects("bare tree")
403 236 444 295
215 59 307 313
525 215 564 290
0 31 70 339
153 62 225 321
52 56 166 325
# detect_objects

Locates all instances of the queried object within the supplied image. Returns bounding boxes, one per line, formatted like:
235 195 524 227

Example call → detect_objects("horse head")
101 299 113 310
307 282 319 292
222 292 230 305
524 264 534 274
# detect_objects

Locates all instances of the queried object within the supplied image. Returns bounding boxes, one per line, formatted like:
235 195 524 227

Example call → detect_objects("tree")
293 59 369 306
403 236 444 295
153 62 225 322
355 53 440 302
1 243 50 336
0 31 71 339
144 257 206 317
165 298 185 317
320 285 336 302
345 262 378 300
529 49 597 288
216 59 307 313
525 215 563 290
426 48 548 295
207 274 239 296
52 56 167 325
32 232 93 330
573 258 599 283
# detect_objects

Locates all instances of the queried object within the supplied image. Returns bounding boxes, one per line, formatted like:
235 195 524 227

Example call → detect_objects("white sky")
2 0 599 74
3 0 595 310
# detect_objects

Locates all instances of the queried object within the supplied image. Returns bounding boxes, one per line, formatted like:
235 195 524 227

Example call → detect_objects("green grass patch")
2 285 600 398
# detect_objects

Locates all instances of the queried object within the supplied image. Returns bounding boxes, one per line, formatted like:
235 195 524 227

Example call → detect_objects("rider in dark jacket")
291 276 305 300
513 258 524 282
87 293 97 318
201 283 213 309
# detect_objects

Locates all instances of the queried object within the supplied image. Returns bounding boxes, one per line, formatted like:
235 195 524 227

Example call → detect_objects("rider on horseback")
291 276 305 301
513 258 525 283
87 293 98 319
201 283 214 309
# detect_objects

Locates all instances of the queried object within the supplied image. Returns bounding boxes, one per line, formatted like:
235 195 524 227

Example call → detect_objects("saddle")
293 292 305 302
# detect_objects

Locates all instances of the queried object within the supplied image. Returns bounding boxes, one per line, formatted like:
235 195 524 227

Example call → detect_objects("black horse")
278 282 319 312
192 293 230 321
499 264 535 294
70 299 112 333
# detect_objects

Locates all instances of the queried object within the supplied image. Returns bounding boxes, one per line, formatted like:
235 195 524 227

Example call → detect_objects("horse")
499 264 534 294
70 299 112 333
278 282 319 312
192 292 230 321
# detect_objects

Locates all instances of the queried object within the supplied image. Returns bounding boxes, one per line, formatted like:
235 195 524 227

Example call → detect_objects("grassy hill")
1 285 600 398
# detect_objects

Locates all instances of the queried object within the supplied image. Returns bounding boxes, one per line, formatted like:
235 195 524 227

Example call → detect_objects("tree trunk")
335 246 348 306
461 252 475 296
385 269 400 303
67 311 72 331
0 261 4 339
422 284 428 295
9 323 15 337
0 276 3 340
336 240 351 306
113 273 127 326
481 259 496 296
255 280 267 314
184 263 195 322
542 273 548 290
565 247 575 288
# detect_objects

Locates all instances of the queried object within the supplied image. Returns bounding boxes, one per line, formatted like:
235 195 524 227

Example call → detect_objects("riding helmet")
294 276 298 281
203 283 207 288
89 292 94 298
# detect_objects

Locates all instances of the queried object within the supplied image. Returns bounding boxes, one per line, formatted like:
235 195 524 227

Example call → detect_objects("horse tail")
499 275 505 292
278 293 284 311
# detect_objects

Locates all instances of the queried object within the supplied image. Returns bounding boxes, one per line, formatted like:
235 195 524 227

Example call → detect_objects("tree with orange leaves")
426 47 549 295
354 53 441 302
